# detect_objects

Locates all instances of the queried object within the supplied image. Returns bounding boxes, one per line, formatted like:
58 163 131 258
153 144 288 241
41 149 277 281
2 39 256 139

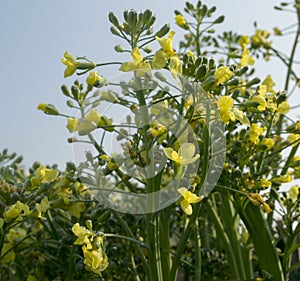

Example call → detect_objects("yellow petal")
119 62 137 72
152 49 168 69
178 143 196 159
180 199 192 215
169 56 182 78
131 47 143 65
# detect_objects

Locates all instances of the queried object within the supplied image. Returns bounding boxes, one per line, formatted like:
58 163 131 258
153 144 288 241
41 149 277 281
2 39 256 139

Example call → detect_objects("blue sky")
0 1 298 168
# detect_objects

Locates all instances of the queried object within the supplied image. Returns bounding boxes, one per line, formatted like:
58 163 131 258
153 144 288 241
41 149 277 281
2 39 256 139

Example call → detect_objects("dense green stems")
111 210 150 277
169 206 200 280
238 203 285 281
194 219 202 280
204 199 241 280
217 193 253 280
66 246 75 281
135 76 163 281
159 207 171 280
169 119 210 280
256 113 276 173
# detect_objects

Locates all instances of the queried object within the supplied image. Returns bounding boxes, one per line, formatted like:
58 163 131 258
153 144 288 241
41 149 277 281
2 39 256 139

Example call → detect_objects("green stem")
280 143 299 175
238 202 285 281
284 3 300 91
111 210 150 277
194 219 202 280
204 199 242 280
159 207 171 280
135 75 161 281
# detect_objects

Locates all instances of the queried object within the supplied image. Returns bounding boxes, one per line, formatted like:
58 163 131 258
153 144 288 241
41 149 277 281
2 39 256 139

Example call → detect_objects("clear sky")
0 0 298 169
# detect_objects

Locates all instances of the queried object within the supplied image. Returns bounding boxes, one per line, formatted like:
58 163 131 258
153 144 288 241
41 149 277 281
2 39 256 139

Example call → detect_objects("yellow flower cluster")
249 124 266 144
214 66 233 85
217 96 250 126
72 221 109 275
119 31 182 78
251 29 272 49
31 165 59 187
153 31 182 78
248 193 272 213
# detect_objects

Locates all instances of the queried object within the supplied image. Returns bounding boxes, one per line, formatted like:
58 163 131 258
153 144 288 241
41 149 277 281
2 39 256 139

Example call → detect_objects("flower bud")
155 24 170 37
114 45 124 53
108 12 119 27
66 100 75 108
143 46 152 54
61 85 70 97
37 103 59 115
110 26 120 36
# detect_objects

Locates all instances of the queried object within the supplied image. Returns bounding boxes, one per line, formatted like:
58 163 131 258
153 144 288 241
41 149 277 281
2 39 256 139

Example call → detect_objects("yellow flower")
36 197 50 218
288 185 299 202
248 193 272 213
287 133 300 146
66 117 79 133
239 35 250 46
277 101 290 114
175 14 189 29
251 29 272 49
214 66 233 85
260 138 275 150
152 31 182 77
61 51 80 78
82 237 109 274
178 187 203 215
272 175 292 183
72 222 109 275
169 55 182 78
31 165 59 187
156 31 176 57
251 95 267 111
4 201 30 221
262 75 276 94
260 178 272 188
119 47 151 77
66 202 86 219
72 222 94 250
86 71 107 87
7 227 27 244
100 155 119 170
232 108 250 127
217 96 235 124
248 193 264 206
61 51 96 78
164 143 200 165
37 103 59 115
261 202 272 214
86 109 101 124
249 124 266 144
239 45 255 67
